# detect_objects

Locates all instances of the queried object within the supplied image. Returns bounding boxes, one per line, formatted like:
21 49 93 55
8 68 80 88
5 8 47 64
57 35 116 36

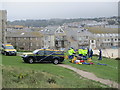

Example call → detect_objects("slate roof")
40 26 66 36
6 30 43 37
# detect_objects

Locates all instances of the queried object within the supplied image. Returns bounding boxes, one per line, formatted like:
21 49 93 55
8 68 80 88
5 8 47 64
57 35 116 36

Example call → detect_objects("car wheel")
53 59 59 65
4 52 7 56
14 53 17 56
28 58 34 64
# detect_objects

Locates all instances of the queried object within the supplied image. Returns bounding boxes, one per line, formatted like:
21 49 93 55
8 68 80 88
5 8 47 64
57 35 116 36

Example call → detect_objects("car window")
2 45 5 49
54 51 63 55
37 50 44 55
33 49 39 54
5 46 14 49
44 51 54 55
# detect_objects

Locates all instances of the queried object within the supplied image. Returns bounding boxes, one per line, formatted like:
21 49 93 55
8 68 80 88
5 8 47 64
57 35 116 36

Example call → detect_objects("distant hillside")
8 18 84 27
8 16 119 27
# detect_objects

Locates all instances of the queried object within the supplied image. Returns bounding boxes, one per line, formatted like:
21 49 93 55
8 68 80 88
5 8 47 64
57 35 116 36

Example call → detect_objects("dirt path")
58 64 119 88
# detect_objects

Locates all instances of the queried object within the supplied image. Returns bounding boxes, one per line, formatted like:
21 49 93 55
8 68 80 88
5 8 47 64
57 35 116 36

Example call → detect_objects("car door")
36 50 45 61
44 50 54 61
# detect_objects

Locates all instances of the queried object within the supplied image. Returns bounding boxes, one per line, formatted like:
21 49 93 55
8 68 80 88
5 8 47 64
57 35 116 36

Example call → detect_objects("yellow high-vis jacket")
78 49 84 54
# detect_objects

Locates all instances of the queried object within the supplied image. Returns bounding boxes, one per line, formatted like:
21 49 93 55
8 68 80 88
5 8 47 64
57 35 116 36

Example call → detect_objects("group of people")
67 47 102 60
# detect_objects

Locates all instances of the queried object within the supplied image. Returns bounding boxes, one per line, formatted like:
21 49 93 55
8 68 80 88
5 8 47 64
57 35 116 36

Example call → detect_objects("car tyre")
53 59 59 65
4 52 7 56
14 53 17 56
28 58 34 64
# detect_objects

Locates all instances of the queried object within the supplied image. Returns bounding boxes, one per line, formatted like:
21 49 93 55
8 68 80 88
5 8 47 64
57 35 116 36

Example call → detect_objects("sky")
0 0 119 21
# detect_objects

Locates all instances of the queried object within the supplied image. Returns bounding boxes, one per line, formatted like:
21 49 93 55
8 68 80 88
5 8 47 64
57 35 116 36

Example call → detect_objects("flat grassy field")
2 55 109 88
85 27 118 34
63 56 119 83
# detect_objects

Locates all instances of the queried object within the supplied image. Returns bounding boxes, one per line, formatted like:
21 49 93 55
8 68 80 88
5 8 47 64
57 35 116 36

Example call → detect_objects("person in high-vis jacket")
78 48 84 56
83 48 88 60
68 47 75 59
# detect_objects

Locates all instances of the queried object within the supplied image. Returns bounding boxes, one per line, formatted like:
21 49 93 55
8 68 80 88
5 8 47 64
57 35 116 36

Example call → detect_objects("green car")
22 49 64 64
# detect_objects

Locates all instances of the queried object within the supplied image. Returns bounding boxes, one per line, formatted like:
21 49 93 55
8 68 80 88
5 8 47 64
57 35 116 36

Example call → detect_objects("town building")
94 33 119 49
0 10 7 45
40 26 68 50
6 30 43 51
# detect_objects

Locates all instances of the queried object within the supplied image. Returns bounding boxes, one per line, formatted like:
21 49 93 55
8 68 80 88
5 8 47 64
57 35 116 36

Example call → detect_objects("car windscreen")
44 51 54 55
5 46 14 49
33 49 39 54
55 51 64 54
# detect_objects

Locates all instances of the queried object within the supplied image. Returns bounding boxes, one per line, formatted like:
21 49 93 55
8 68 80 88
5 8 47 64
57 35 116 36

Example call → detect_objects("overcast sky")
1 1 118 21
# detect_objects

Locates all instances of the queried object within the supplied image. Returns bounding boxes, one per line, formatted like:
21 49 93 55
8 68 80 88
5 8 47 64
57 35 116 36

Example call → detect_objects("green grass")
85 27 118 34
2 55 109 88
63 56 119 83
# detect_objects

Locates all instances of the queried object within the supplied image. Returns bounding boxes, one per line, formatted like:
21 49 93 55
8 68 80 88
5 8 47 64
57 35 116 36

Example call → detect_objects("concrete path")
58 64 119 88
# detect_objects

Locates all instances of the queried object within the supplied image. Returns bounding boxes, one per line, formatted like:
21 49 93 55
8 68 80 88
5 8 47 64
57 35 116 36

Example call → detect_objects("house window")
23 43 25 46
16 43 18 46
45 36 48 40
30 38 32 40
91 40 94 43
10 37 12 40
56 30 59 33
115 39 117 41
36 43 39 46
36 38 38 40
60 29 64 33
108 39 110 41
18 38 20 40
30 43 32 46
86 36 88 39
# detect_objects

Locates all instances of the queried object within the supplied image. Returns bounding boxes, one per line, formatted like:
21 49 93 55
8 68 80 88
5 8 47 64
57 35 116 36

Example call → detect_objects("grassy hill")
85 26 118 34
64 56 119 83
2 55 109 88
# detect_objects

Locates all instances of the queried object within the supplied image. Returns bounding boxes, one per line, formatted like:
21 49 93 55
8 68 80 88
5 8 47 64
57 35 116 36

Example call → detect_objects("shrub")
47 77 56 84
115 57 120 60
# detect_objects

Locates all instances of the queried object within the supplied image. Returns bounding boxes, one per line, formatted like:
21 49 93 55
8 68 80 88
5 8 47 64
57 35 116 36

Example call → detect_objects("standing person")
71 47 76 55
89 49 93 59
98 49 102 60
68 48 72 59
68 47 75 59
78 47 83 56
87 48 90 58
83 48 88 60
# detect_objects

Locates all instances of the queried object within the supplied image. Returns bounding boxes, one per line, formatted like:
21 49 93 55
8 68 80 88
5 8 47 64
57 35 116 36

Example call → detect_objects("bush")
47 77 56 84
